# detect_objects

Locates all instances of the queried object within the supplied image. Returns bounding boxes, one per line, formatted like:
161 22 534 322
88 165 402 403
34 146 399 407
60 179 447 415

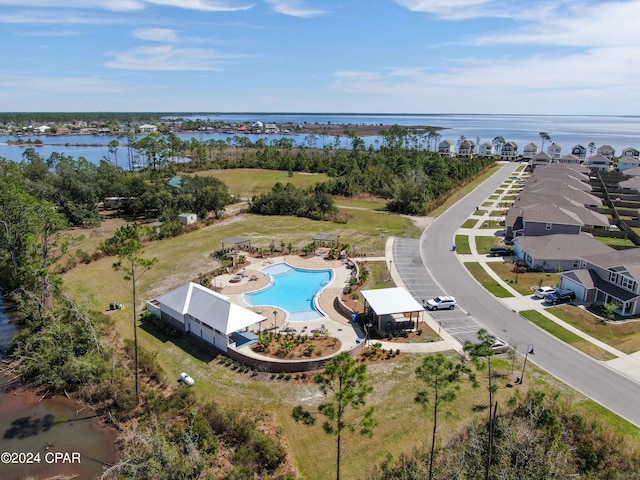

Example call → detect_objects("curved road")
399 162 640 427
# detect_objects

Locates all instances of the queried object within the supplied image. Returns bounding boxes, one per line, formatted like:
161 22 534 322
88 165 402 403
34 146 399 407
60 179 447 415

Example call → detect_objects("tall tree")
113 239 157 404
539 132 551 152
464 329 499 480
415 353 477 480
588 141 596 156
292 351 376 480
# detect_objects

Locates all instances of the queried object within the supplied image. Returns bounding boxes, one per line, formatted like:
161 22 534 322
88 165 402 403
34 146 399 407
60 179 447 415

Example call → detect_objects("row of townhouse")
439 139 640 170
504 163 640 316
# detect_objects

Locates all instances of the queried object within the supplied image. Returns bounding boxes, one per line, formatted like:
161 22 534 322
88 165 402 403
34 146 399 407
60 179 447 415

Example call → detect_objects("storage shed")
178 213 197 225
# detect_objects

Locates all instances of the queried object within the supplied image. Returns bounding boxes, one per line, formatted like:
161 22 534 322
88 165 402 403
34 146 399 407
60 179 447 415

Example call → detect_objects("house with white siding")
547 143 562 159
438 139 456 157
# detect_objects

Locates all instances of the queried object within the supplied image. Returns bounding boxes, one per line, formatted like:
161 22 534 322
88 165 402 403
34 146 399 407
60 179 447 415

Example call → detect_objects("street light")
519 344 534 384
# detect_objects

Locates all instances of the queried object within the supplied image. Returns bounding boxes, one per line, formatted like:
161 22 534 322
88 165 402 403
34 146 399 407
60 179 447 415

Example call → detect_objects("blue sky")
1 0 639 114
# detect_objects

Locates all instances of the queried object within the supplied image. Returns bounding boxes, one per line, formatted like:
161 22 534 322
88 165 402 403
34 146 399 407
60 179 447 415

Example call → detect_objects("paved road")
397 162 640 427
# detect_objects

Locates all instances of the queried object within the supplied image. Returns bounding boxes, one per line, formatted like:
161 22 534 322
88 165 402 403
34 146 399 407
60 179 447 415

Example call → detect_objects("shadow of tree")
4 414 54 439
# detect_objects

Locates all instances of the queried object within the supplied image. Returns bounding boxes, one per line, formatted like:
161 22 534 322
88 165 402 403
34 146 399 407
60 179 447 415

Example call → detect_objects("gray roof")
527 177 591 192
559 205 609 228
522 204 583 226
622 167 640 177
518 187 602 207
515 233 613 261
619 176 640 191
580 249 640 282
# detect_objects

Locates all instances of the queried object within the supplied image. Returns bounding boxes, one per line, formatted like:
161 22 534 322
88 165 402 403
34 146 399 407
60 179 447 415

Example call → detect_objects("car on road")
180 372 195 386
426 296 456 310
490 339 510 354
544 289 576 306
489 246 514 257
533 286 556 299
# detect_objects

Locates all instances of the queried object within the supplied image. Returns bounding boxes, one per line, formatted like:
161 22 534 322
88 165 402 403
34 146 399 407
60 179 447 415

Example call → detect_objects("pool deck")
212 250 461 356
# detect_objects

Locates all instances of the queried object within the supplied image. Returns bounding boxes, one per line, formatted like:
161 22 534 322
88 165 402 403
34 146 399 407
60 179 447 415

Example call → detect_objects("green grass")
519 310 616 361
475 236 502 254
461 219 479 229
472 209 487 216
429 163 502 217
479 220 503 230
487 262 560 296
334 198 387 210
488 195 499 200
548 305 640 354
490 209 506 217
494 189 504 194
578 399 640 440
481 201 494 207
594 236 637 247
197 168 331 197
454 235 471 254
464 262 514 297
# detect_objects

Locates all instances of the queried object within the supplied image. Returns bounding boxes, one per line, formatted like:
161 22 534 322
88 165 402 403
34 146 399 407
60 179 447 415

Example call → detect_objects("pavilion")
360 287 424 337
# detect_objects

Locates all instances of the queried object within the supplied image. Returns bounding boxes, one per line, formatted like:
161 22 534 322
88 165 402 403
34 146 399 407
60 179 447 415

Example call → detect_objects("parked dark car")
544 289 576 305
489 246 514 257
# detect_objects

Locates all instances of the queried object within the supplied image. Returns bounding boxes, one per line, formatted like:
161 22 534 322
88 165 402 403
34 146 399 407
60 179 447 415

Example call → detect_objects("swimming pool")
244 263 333 321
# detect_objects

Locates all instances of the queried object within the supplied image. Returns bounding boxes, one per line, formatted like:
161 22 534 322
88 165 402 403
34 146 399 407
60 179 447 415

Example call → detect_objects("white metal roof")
361 287 423 316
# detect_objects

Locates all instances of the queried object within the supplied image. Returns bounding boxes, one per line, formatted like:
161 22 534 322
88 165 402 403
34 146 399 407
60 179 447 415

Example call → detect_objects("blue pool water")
244 263 333 321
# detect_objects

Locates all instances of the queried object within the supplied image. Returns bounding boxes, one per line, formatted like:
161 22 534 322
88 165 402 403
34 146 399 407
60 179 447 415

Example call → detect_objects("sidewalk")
455 168 640 384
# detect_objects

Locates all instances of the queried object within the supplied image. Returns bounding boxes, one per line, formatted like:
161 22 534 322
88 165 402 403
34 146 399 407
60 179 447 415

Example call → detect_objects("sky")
1 0 640 114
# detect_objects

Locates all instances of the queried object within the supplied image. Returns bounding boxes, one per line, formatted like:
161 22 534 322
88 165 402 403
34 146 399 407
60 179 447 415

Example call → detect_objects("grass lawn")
472 209 487 216
594 236 637 247
429 163 502 217
454 235 471 254
475 236 502 254
481 201 494 207
490 210 507 217
195 168 330 198
464 262 514 297
461 219 479 229
548 305 640 354
494 189 504 194
519 310 616 361
334 198 387 210
503 195 517 200
488 195 499 200
487 262 560 296
479 220 503 230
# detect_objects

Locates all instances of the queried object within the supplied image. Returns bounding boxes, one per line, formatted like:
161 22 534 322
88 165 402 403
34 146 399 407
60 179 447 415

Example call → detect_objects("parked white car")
426 296 456 311
180 372 195 386
533 286 556 299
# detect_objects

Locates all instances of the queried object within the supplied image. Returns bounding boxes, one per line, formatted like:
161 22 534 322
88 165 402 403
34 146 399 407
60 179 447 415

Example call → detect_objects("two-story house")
619 148 640 172
457 139 476 157
571 144 587 160
559 153 581 165
596 144 616 160
522 142 538 161
560 249 640 316
500 141 518 160
547 143 562 160
478 142 494 157
438 139 456 157
586 154 613 172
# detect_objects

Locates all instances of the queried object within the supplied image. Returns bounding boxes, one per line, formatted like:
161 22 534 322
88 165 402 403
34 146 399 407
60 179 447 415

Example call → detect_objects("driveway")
394 162 640 427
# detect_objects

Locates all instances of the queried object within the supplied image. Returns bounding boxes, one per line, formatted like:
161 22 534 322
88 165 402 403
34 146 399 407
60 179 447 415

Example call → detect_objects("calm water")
1 113 639 165
244 263 333 321
0 291 117 480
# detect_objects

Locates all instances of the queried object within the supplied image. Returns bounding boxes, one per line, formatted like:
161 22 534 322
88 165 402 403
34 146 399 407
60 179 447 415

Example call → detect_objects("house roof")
533 163 590 177
562 269 598 290
587 154 612 165
527 177 591 191
515 233 613 261
361 287 423 315
522 204 584 226
622 147 640 156
548 143 562 150
524 142 538 150
533 152 552 161
167 176 183 189
559 205 609 227
619 176 640 191
562 267 639 302
622 167 640 177
156 282 266 335
580 249 640 282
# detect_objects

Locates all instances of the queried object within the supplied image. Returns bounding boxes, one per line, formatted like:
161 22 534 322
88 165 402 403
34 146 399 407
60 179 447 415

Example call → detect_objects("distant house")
178 213 197 225
457 139 476 157
586 154 613 172
522 143 538 161
571 144 587 160
547 143 562 160
251 121 264 133
500 141 518 160
596 145 616 160
559 153 581 165
621 147 640 160
139 124 158 134
264 123 279 134
167 176 183 190
560 249 640 316
478 142 494 157
147 282 266 352
514 233 614 272
438 139 456 157
619 157 640 172
531 151 552 168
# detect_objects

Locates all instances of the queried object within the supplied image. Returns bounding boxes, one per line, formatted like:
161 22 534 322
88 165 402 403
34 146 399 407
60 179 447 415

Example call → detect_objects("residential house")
500 141 519 160
167 176 183 190
438 139 456 157
251 121 264 133
147 282 266 352
547 143 562 160
559 153 582 165
619 157 640 172
597 145 616 160
571 144 587 160
139 124 158 134
506 204 584 239
457 139 476 157
621 147 640 160
522 143 538 161
478 142 494 157
586 154 613 172
560 249 640 316
514 233 614 272
264 123 280 134
531 152 552 168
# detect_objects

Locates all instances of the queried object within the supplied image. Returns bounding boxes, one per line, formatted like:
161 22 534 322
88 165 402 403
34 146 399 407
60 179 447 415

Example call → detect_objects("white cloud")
264 0 326 17
0 11 123 24
0 75 133 94
0 0 145 11
144 0 254 11
105 45 249 70
134 28 179 42
394 0 519 21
